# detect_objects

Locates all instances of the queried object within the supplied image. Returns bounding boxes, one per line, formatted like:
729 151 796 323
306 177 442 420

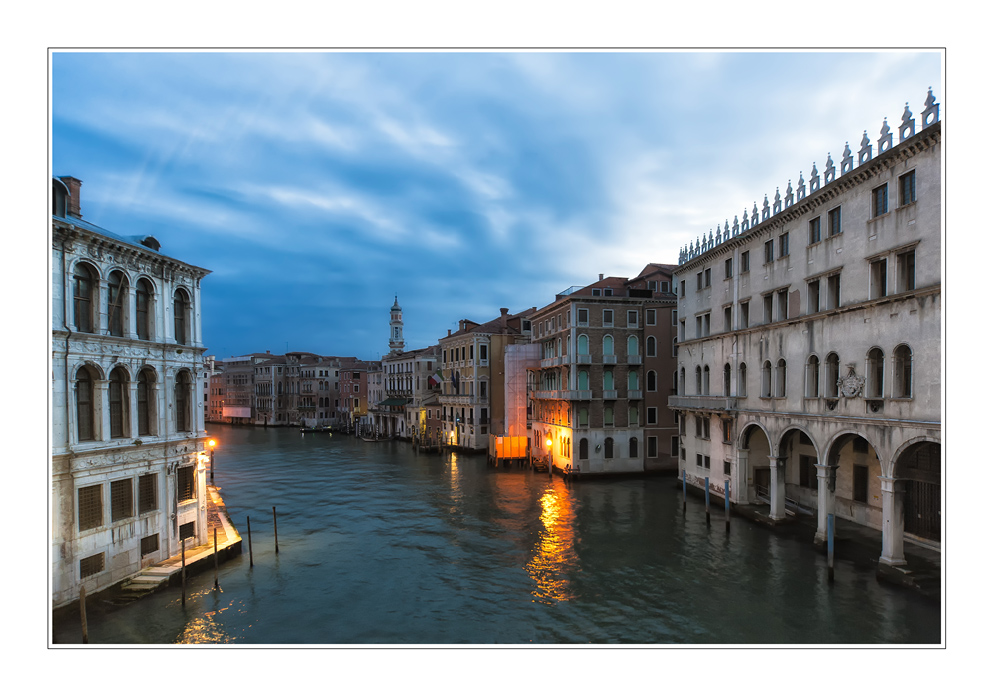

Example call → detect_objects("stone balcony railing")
626 355 642 365
602 355 617 364
576 354 592 364
533 390 593 401
667 395 741 411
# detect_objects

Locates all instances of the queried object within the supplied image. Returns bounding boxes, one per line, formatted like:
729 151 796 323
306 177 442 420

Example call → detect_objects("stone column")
129 381 140 441
736 448 750 504
814 463 834 543
95 379 110 442
879 476 906 566
769 456 786 520
126 285 139 340
98 279 109 335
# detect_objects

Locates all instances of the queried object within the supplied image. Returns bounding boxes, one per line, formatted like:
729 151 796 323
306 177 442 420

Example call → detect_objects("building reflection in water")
525 483 578 604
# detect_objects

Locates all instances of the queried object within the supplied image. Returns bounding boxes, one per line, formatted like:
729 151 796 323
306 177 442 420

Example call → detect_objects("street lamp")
208 438 217 483
546 437 553 476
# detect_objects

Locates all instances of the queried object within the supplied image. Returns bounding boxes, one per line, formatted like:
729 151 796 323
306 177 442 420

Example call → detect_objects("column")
814 463 835 543
95 379 110 442
769 456 786 520
126 285 139 340
879 476 907 566
736 448 750 504
129 381 140 441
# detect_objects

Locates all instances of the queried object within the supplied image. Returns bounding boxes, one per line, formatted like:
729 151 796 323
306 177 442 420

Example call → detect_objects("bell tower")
389 296 405 355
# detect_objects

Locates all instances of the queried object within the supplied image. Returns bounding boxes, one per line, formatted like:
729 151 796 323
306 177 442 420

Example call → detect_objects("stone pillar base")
879 555 908 567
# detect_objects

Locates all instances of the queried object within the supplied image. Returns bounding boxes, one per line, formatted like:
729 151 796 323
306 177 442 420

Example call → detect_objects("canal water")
53 423 941 645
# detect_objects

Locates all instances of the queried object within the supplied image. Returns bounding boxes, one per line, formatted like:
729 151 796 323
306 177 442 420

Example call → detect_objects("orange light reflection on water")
524 484 578 604
174 591 241 644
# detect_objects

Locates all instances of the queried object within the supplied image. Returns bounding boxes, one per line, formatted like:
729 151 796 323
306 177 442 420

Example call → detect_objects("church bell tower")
389 296 405 355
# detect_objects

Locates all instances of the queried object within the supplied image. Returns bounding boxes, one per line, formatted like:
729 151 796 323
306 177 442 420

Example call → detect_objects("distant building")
52 176 211 607
670 92 941 567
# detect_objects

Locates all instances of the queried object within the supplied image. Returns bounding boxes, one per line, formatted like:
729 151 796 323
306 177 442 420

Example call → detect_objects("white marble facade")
51 176 212 608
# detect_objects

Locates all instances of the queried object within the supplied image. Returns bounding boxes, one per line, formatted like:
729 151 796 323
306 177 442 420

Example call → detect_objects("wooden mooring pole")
705 476 710 526
79 585 88 644
273 506 279 554
725 479 731 533
213 528 220 589
247 516 254 568
181 538 187 607
682 470 687 513
827 513 835 583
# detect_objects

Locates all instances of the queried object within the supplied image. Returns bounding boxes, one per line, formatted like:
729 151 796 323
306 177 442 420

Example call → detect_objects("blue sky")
51 50 942 360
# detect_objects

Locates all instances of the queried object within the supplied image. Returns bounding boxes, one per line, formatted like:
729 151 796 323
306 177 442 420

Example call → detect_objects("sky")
50 50 942 361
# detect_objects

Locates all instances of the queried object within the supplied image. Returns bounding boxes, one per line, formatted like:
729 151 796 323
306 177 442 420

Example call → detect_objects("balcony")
667 395 741 411
602 390 618 400
533 390 592 401
576 354 592 364
627 390 642 399
626 355 643 365
602 355 617 364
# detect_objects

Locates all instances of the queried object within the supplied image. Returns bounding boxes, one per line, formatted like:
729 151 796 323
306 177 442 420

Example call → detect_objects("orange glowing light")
545 438 552 448
208 439 216 448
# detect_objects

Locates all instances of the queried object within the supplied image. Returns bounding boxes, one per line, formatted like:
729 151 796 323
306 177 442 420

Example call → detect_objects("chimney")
266 350 271 354
500 307 509 328
60 176 83 218
447 329 451 336
599 273 604 281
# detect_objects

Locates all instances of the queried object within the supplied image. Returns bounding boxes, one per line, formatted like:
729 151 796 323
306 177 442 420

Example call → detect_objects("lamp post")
546 437 553 476
208 438 216 483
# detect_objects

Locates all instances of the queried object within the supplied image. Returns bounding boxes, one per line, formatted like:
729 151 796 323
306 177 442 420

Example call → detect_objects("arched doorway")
826 432 884 532
778 428 819 514
896 441 941 543
740 423 772 505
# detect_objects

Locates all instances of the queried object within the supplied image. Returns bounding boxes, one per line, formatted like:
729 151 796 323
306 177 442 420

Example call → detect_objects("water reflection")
175 592 240 644
525 483 578 603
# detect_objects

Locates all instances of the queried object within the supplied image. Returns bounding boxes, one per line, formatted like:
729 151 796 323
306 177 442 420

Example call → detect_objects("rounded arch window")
136 278 154 340
174 288 191 345
108 270 129 337
72 264 97 333
893 344 912 398
109 366 130 438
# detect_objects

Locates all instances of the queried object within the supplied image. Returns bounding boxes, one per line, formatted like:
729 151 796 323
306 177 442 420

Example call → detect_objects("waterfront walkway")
115 484 242 602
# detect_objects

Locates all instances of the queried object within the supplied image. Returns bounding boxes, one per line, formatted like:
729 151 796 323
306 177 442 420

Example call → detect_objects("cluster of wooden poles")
681 470 837 583
78 505 281 643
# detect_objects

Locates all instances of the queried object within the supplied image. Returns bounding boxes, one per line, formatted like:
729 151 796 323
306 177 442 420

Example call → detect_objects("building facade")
670 92 941 567
52 176 212 607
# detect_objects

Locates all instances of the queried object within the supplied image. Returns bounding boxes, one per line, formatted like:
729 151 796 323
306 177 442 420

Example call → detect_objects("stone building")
51 176 211 607
439 307 535 450
527 266 678 476
670 91 941 568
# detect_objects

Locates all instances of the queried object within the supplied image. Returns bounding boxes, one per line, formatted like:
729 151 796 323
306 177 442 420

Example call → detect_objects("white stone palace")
670 90 941 568
51 176 212 608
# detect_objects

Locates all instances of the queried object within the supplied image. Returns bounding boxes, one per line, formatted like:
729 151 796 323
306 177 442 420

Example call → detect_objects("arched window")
137 368 154 436
762 360 772 398
604 370 614 391
867 348 884 398
775 359 786 398
174 288 190 345
805 355 820 397
603 335 614 356
578 407 588 427
109 367 129 438
629 406 638 426
175 371 192 432
825 353 840 398
136 279 153 340
893 344 913 398
695 366 702 394
579 438 589 459
627 335 638 357
647 370 657 392
738 362 747 396
73 264 96 333
577 335 589 355
604 437 614 458
108 271 128 337
647 336 657 357
703 365 710 394
629 437 638 458
76 366 96 441
628 370 638 390
723 363 731 397
604 406 614 426
578 370 589 391
672 337 678 357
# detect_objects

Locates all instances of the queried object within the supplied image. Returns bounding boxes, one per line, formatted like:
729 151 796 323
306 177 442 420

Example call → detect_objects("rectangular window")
870 258 888 299
577 308 588 325
80 552 104 579
899 170 916 206
628 310 638 327
78 484 102 531
696 272 703 290
680 280 686 297
704 268 711 287
808 279 820 314
671 310 677 326
779 232 789 258
740 301 749 328
827 273 842 310
179 521 195 540
828 206 842 236
722 419 733 443
679 320 685 342
695 416 702 438
776 289 788 321
661 281 670 293
177 466 195 502
670 436 679 457
702 418 710 440
723 460 732 476
703 313 710 337
765 240 774 264
897 250 916 292
647 406 657 424
603 309 613 327
704 456 711 470
648 437 658 458
592 288 601 296
111 478 133 522
853 464 869 503
646 309 656 325
140 534 159 556
809 217 821 245
741 250 750 272
872 183 888 217
724 258 733 279
763 294 773 323
695 316 702 338
696 453 702 468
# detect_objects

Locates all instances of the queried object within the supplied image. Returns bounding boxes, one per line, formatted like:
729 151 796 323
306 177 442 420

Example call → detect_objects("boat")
300 426 334 434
